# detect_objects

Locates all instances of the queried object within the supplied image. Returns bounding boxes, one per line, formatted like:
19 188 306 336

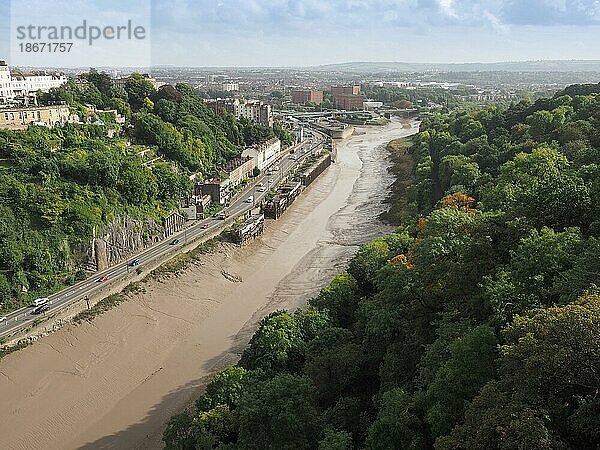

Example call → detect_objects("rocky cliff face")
84 217 168 271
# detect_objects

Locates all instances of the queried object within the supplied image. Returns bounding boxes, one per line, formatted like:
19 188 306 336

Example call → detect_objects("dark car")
171 238 180 245
32 304 49 315
130 258 141 266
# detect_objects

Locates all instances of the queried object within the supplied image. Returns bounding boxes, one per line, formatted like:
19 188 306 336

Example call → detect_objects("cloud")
438 0 457 17
500 0 600 25
484 9 509 33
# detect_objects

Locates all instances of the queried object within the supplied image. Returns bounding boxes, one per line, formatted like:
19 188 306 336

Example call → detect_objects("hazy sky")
1 0 600 67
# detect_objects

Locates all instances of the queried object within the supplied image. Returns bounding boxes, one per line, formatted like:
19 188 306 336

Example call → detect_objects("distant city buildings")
329 85 364 110
112 73 166 91
234 99 273 127
204 98 237 114
291 89 324 105
363 101 384 110
331 85 361 96
205 97 273 128
222 82 240 92
0 60 67 106
332 93 365 110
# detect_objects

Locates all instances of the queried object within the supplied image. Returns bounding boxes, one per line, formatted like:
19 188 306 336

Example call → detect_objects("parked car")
202 223 210 229
130 258 141 266
171 238 180 245
246 196 254 203
98 275 109 282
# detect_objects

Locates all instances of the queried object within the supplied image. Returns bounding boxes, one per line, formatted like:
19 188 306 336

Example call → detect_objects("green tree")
239 311 305 373
309 273 359 328
366 388 427 450
125 73 156 109
196 366 248 412
318 429 352 450
236 374 322 450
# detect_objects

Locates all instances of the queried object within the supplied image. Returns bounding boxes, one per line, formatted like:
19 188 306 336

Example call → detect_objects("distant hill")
310 60 600 73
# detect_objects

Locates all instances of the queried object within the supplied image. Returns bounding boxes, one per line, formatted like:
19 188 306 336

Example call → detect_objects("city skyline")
1 0 600 67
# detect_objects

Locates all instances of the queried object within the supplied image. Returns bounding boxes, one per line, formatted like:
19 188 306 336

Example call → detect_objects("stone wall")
85 217 170 271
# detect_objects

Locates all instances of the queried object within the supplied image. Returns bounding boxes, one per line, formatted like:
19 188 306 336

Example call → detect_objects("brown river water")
0 119 418 449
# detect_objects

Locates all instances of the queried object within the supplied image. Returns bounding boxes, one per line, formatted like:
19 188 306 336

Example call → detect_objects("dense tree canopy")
164 83 600 449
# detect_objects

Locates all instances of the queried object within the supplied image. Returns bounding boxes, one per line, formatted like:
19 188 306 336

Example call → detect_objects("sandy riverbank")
0 119 418 450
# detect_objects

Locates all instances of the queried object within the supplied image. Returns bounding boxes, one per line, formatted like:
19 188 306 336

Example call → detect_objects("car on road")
268 179 274 184
32 304 49 315
0 316 7 323
98 275 109 282
130 258 141 266
202 223 209 229
256 186 266 192
32 297 49 307
171 238 180 245
246 196 254 203
291 155 297 160
217 212 229 220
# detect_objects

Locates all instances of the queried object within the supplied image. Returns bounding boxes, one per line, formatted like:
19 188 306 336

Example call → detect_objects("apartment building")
333 93 365 110
241 137 281 171
331 85 361 96
0 105 71 130
291 89 324 105
234 100 273 127
0 60 67 105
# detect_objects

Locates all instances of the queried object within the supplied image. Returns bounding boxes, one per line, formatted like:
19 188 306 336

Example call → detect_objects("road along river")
0 119 418 450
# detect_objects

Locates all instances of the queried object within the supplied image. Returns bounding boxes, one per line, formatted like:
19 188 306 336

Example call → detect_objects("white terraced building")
0 60 67 106
241 137 281 171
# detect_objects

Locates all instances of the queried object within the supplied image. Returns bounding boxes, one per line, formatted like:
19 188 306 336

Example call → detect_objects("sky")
1 0 600 67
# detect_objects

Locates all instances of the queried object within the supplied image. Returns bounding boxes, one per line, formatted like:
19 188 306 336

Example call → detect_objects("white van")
32 297 49 307
246 196 254 203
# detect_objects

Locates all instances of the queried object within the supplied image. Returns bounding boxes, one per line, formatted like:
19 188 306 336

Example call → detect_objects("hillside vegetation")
0 71 272 314
164 84 600 450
